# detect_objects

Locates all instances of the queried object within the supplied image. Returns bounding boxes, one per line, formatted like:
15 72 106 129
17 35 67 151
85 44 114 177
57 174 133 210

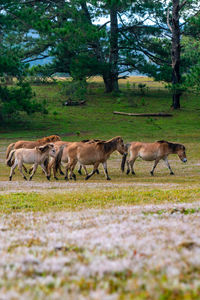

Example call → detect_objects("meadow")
0 77 200 299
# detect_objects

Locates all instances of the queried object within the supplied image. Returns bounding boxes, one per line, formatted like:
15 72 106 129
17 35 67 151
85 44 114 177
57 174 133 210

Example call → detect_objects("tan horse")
49 139 103 180
64 136 125 181
7 144 56 181
121 140 187 176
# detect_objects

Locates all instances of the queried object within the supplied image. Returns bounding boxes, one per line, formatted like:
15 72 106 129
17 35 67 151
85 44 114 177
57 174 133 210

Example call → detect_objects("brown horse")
6 135 61 159
121 140 187 176
64 136 125 181
50 139 103 179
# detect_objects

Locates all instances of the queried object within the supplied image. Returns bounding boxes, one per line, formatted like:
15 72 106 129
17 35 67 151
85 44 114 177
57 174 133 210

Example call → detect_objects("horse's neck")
104 140 117 155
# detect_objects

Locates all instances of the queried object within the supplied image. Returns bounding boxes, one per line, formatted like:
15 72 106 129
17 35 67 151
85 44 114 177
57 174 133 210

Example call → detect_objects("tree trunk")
108 4 119 93
171 0 181 109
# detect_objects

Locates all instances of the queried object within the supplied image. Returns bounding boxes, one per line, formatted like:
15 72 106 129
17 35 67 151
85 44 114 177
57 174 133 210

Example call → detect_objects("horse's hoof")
78 170 82 175
29 177 32 181
9 177 12 181
47 176 50 181
64 176 68 181
54 177 58 180
150 171 154 176
126 169 130 175
85 176 89 180
107 177 111 180
132 171 135 175
72 174 76 181
24 176 27 180
170 172 174 175
60 170 64 175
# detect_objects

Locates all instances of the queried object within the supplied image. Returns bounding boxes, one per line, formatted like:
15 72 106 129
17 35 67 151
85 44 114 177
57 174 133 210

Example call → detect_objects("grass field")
0 77 200 299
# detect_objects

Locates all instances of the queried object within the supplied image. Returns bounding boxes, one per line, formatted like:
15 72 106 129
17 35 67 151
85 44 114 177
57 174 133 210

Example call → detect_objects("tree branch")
167 6 173 33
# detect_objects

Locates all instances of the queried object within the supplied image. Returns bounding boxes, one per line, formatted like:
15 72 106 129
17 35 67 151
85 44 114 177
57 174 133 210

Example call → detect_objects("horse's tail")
55 145 65 172
6 150 15 167
6 143 15 159
121 143 131 172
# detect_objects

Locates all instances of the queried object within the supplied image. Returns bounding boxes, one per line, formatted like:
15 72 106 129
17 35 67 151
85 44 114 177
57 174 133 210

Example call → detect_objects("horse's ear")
48 143 54 148
38 145 49 153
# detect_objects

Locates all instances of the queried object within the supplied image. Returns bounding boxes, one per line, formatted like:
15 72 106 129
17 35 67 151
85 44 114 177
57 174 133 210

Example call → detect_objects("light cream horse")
6 135 61 175
121 140 187 176
6 143 56 181
63 136 125 181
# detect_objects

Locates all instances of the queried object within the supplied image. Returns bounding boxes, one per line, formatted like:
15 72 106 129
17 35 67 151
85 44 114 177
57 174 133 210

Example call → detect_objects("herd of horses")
5 134 187 181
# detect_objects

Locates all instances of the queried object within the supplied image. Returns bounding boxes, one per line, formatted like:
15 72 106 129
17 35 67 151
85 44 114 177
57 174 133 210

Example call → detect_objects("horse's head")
116 137 126 155
38 143 57 158
176 144 187 163
51 135 61 142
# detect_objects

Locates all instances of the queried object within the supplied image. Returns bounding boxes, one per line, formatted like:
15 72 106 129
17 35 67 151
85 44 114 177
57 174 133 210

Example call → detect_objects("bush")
59 79 87 101
0 81 47 122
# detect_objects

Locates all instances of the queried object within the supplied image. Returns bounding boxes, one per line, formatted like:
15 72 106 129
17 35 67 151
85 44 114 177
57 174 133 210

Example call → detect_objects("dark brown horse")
63 136 126 181
121 140 187 176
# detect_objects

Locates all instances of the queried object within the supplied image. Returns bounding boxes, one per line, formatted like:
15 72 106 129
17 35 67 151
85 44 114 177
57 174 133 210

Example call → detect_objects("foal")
65 136 125 180
7 143 56 181
121 140 187 176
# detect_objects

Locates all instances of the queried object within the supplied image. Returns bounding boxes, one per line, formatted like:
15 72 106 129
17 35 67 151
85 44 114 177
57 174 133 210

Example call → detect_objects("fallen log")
113 111 172 117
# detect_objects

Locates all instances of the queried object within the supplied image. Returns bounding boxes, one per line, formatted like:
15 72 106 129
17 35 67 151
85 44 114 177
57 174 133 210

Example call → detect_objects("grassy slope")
1 77 200 142
0 76 199 205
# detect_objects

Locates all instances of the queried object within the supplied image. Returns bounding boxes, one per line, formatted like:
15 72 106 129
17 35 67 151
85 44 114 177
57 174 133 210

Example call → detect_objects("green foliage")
59 79 88 101
138 83 146 95
0 82 47 122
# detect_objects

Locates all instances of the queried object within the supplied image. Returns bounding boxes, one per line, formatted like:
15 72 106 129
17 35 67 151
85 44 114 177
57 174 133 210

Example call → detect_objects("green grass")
1 187 200 214
0 77 200 143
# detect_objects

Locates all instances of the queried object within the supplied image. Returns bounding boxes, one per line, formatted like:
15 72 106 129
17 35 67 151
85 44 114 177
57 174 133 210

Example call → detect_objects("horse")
5 134 61 173
6 143 56 181
49 139 103 180
121 140 187 176
6 135 61 159
63 136 125 181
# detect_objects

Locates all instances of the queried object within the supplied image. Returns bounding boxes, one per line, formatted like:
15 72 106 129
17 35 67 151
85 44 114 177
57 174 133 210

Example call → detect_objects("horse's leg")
9 160 18 181
129 158 137 175
85 162 99 180
29 163 38 181
163 158 174 175
51 158 59 180
150 158 160 176
59 165 64 175
70 161 77 181
82 165 88 176
102 162 111 180
40 163 50 180
78 164 82 175
127 152 137 175
23 164 28 173
65 161 72 180
18 161 27 180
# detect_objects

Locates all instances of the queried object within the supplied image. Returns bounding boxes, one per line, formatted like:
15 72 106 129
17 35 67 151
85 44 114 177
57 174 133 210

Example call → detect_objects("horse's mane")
157 140 168 144
81 139 103 144
157 140 183 151
37 135 61 143
97 136 121 152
